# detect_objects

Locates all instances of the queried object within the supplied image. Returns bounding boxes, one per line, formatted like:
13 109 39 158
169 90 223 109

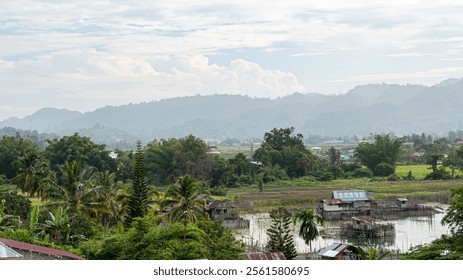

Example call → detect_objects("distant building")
206 200 236 220
319 190 375 220
396 198 409 208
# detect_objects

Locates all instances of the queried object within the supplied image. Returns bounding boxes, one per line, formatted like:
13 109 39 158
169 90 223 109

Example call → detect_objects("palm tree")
44 161 97 225
162 175 207 241
292 209 324 254
92 171 127 227
13 152 54 197
355 246 390 260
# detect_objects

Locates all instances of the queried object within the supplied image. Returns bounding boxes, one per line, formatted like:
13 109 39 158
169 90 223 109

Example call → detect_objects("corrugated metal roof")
240 252 286 260
332 190 369 201
0 243 23 259
319 243 352 258
0 238 84 260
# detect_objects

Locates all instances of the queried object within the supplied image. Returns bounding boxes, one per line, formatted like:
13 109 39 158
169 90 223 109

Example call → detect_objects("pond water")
234 208 450 254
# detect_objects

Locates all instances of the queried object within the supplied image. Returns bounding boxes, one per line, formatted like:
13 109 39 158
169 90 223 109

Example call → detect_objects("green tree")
442 186 463 235
44 161 97 226
254 127 318 178
162 175 207 242
292 209 324 253
145 135 213 185
355 246 389 260
40 206 71 244
325 146 341 166
93 171 127 227
44 133 116 172
267 207 297 260
0 134 40 179
13 152 54 197
126 141 151 226
354 134 402 176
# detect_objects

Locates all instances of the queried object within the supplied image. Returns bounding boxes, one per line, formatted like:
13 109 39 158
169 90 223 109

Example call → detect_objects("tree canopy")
253 127 318 178
354 134 402 176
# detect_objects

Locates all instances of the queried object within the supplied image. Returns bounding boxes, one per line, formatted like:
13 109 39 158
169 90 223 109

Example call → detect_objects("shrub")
352 168 373 178
211 186 228 196
374 163 395 177
0 192 31 219
425 167 451 180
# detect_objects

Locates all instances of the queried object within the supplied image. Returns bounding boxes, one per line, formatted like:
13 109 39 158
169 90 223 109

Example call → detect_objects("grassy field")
4 164 460 213
395 165 431 179
396 164 463 179
228 176 459 212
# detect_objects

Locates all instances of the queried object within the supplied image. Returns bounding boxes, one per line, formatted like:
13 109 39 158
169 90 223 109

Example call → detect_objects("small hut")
319 243 360 260
396 198 409 209
341 216 395 238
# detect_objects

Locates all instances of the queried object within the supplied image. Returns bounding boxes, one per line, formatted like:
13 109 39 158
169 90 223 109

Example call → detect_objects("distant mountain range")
2 78 463 144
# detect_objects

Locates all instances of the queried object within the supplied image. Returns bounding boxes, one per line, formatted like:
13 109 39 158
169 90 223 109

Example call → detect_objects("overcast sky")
1 0 463 121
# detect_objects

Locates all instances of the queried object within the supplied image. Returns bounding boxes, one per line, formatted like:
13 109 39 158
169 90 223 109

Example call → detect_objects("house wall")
322 204 341 212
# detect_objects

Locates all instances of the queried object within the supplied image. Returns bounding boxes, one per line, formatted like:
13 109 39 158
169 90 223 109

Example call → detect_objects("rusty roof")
322 199 344 205
352 216 377 222
0 238 84 260
206 200 234 210
240 252 286 260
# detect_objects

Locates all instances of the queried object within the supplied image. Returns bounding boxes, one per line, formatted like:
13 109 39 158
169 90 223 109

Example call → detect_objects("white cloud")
2 0 463 118
0 50 305 120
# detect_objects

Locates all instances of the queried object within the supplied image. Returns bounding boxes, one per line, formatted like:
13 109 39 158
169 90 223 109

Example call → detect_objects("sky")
1 0 463 121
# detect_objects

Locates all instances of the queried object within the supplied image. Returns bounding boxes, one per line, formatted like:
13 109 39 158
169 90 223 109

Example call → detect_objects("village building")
0 242 23 260
206 200 236 220
341 216 395 238
205 200 249 228
0 238 83 260
319 190 375 220
318 242 360 260
396 198 409 208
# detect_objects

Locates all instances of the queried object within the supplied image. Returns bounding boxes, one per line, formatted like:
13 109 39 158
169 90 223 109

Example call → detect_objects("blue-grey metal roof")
332 190 369 201
0 243 22 259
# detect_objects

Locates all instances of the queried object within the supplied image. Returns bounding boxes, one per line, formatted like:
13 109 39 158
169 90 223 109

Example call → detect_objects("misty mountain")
1 78 463 143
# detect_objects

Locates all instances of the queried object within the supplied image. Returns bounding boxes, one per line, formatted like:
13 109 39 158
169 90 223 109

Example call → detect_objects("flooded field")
234 208 450 254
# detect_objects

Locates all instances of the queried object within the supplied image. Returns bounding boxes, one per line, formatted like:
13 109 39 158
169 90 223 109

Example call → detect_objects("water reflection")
234 212 450 253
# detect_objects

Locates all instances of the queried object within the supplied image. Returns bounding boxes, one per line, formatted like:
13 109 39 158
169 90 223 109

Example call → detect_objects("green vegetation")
267 207 297 260
404 185 463 259
3 127 463 260
292 209 324 253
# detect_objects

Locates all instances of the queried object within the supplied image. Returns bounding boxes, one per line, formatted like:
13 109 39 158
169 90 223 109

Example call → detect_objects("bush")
425 167 451 180
310 170 334 181
211 186 228 196
386 174 401 181
374 163 395 177
352 168 373 178
238 175 253 186
0 192 31 219
403 171 415 180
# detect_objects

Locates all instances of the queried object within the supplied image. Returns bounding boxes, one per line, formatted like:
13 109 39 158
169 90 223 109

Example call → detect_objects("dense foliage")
354 134 402 176
80 217 244 260
4 127 463 260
